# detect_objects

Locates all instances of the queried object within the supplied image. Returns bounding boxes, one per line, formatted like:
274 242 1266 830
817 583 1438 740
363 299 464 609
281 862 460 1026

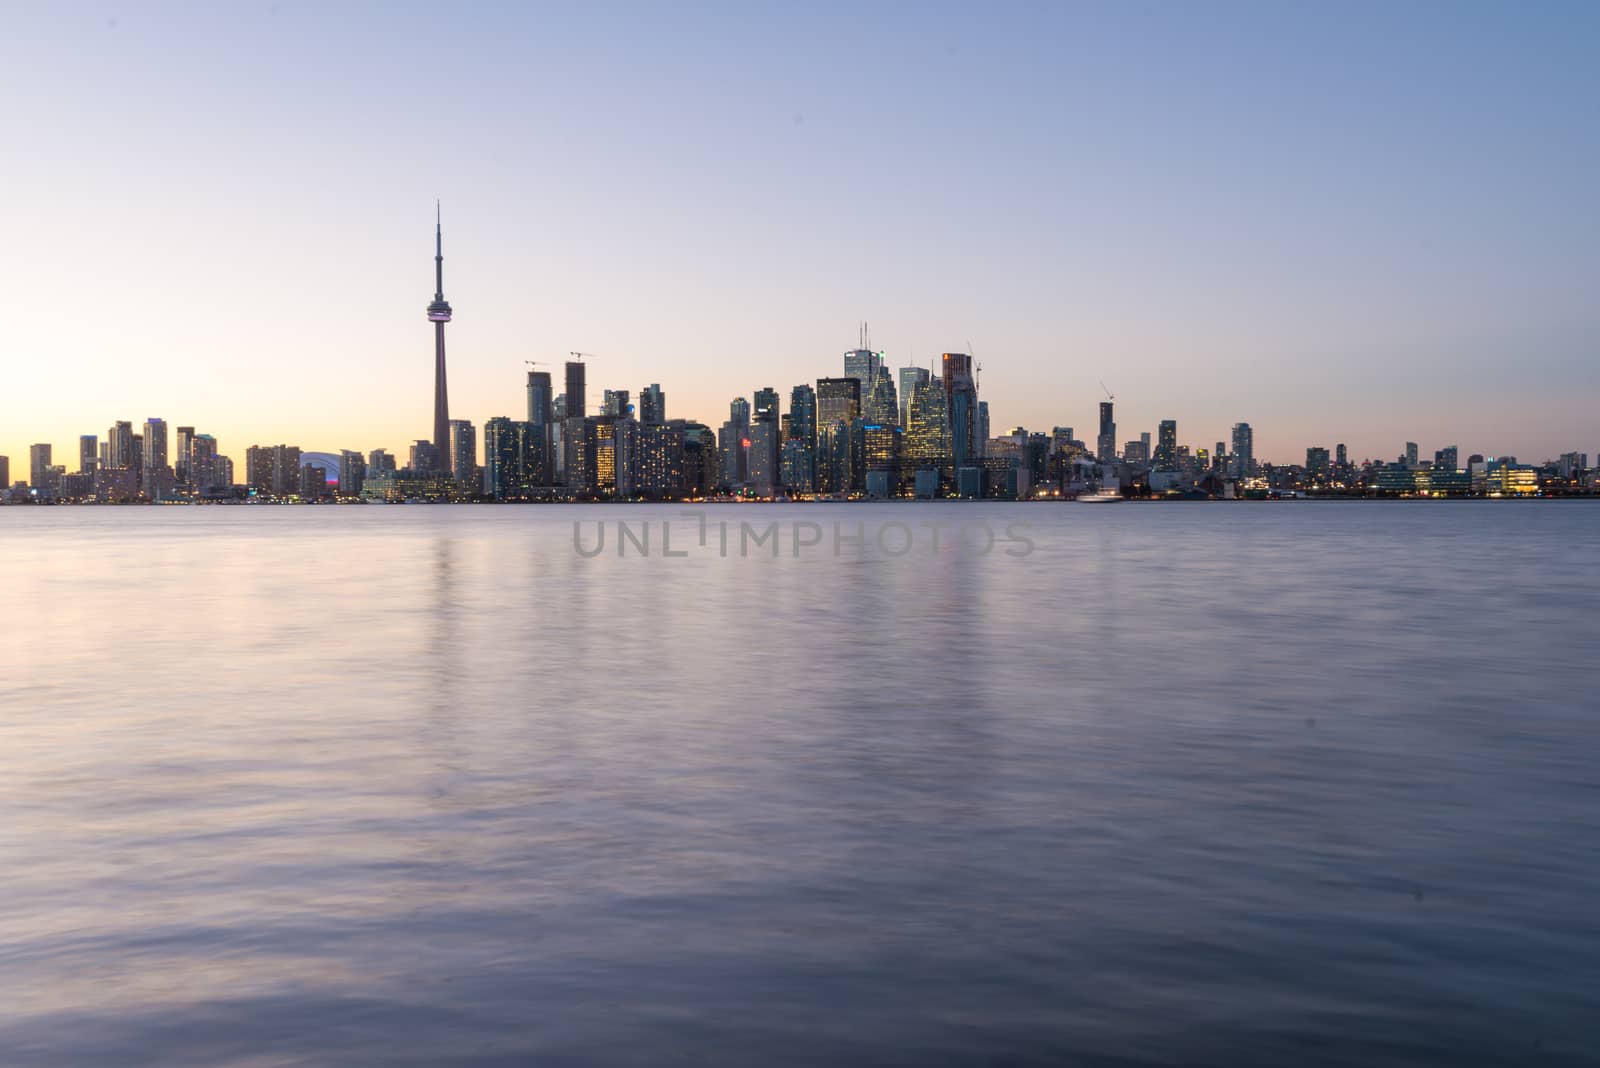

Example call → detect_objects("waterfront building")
1097 402 1116 462
1231 423 1254 479
788 383 817 451
449 419 476 486
1154 421 1177 470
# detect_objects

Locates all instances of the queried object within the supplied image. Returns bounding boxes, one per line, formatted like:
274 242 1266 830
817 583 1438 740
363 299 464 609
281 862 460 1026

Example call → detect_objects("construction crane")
568 351 598 362
1100 380 1115 402
523 360 546 369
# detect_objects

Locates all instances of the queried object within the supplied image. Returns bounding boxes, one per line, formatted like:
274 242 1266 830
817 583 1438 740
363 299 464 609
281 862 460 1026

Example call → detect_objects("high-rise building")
843 348 882 390
78 435 98 475
484 417 537 499
108 421 135 470
865 372 899 427
448 420 476 485
639 383 665 425
368 448 396 475
426 205 455 476
527 371 553 425
1405 442 1420 468
746 420 780 496
603 389 632 418
1231 423 1254 479
753 387 780 426
897 366 930 427
816 378 861 430
564 360 587 420
409 439 441 475
977 400 990 457
29 444 53 489
637 421 686 498
1434 445 1459 472
1154 421 1177 470
729 396 751 428
191 435 221 492
1336 443 1348 469
941 353 978 464
1097 402 1116 462
143 418 168 473
788 384 817 450
175 426 195 483
905 379 949 462
0 456 10 488
1306 447 1331 480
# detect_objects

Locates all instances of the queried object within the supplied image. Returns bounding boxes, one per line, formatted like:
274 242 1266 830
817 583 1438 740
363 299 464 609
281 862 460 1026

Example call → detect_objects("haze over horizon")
3 1 1597 468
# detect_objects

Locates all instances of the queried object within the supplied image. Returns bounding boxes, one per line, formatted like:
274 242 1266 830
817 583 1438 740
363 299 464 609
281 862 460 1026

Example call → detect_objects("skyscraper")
897 366 930 426
426 205 454 476
1405 442 1420 468
143 418 168 473
1231 423 1254 479
639 383 665 425
816 378 861 430
29 444 52 489
79 435 98 475
1434 445 1459 472
865 372 899 427
1154 421 1177 470
449 419 476 485
729 396 751 428
1096 402 1116 462
843 348 881 390
564 360 586 420
175 426 195 483
941 354 978 464
526 371 553 425
788 384 817 450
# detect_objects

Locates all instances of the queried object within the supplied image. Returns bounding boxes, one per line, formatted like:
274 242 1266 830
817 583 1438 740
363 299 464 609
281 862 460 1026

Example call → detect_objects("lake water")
2 502 1597 1066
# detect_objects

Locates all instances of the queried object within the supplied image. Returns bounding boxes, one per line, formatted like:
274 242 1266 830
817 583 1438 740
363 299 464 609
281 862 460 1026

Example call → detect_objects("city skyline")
4 3 1598 466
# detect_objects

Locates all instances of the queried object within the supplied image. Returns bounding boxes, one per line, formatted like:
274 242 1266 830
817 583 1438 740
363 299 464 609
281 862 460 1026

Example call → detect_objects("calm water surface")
1 503 1597 1066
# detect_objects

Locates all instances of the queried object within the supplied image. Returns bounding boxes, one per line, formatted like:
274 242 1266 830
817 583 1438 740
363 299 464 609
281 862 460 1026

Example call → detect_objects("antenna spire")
433 201 444 300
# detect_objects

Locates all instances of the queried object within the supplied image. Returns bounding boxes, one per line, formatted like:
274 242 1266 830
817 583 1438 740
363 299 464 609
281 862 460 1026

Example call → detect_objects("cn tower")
426 202 453 475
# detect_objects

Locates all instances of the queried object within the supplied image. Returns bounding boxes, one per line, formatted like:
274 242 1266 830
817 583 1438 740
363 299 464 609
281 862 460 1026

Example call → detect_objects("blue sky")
2 1 1596 466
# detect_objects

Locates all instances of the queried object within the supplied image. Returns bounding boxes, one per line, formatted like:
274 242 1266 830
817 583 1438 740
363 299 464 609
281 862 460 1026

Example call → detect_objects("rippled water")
2 502 1597 1066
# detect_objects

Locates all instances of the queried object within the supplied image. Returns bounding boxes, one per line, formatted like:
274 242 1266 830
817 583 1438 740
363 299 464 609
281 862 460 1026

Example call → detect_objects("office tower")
977 400 990 456
603 389 631 418
788 383 817 450
426 205 454 475
1140 431 1151 459
1231 423 1254 479
368 448 396 475
1434 445 1459 472
409 439 440 475
0 456 9 488
639 383 665 425
865 372 898 427
79 435 98 475
99 441 109 469
815 421 852 495
447 420 476 485
1404 442 1419 467
1096 402 1116 462
175 426 195 482
564 360 587 420
905 379 949 462
843 348 882 389
816 377 861 429
1307 447 1331 480
729 396 751 428
143 418 168 472
527 371 553 425
1123 440 1148 464
1336 443 1348 468
338 450 365 496
29 444 53 489
941 353 978 464
753 387 780 426
897 366 930 426
1154 421 1177 469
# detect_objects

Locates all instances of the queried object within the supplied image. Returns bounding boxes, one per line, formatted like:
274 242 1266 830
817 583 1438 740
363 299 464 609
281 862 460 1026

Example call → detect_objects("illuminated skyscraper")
639 383 665 424
1231 423 1254 479
843 348 882 390
897 366 929 426
788 384 816 450
1154 420 1177 470
78 435 98 475
449 419 476 485
816 378 861 429
865 372 899 427
426 205 455 476
905 379 949 462
942 353 978 463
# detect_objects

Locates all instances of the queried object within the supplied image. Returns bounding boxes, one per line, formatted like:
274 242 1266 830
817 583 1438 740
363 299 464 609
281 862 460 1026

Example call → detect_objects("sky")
2 0 1597 470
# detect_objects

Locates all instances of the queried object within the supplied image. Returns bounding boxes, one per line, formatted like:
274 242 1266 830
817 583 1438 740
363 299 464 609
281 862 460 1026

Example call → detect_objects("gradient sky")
3 1 1597 469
